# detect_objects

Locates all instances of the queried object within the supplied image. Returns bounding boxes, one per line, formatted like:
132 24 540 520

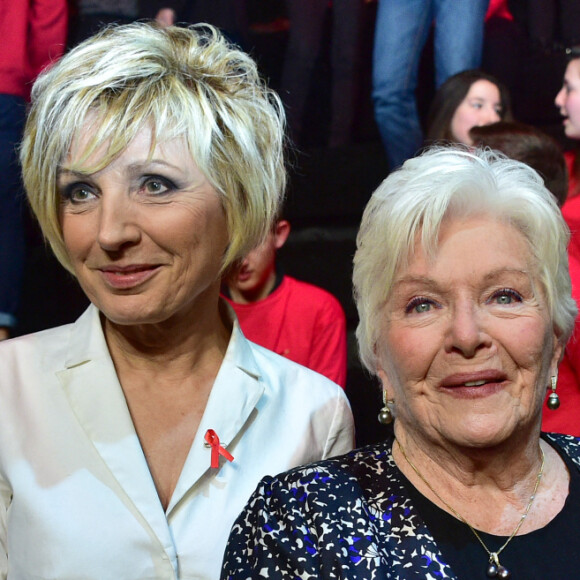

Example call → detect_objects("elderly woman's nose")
96 194 140 251
445 304 489 356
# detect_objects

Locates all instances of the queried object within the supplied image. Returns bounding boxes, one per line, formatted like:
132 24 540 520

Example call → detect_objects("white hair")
354 146 576 374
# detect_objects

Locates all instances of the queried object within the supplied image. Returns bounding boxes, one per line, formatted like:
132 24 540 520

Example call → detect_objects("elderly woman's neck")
393 423 544 493
393 425 569 538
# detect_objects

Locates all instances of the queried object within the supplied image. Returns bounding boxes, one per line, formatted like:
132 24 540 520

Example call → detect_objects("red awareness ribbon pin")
204 429 234 469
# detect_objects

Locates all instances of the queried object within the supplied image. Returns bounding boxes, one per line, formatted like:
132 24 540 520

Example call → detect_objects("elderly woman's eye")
141 176 175 195
490 288 523 305
406 297 436 314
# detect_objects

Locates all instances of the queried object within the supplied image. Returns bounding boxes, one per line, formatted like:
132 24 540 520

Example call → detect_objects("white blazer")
0 305 354 580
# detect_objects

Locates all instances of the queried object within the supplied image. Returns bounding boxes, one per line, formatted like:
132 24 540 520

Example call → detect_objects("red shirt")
0 0 68 99
224 276 347 388
563 150 580 203
485 0 513 21
544 177 580 435
543 251 580 435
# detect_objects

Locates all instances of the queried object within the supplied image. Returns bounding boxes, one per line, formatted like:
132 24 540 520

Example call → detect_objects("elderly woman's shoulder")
544 432 580 466
224 433 457 580
253 437 396 502
226 438 402 564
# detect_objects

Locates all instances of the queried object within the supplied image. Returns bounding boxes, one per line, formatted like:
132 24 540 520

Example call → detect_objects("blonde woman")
0 23 353 579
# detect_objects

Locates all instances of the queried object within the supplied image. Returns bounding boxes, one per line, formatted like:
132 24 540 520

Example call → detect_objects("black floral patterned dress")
221 432 580 579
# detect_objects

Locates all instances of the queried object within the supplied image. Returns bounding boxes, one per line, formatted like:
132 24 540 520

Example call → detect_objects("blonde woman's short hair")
21 22 286 273
354 146 577 374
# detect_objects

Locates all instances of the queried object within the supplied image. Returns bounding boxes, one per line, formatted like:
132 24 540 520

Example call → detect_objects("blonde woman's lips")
99 264 161 289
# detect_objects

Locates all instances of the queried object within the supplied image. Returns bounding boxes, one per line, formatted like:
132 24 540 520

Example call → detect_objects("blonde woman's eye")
61 183 97 204
141 175 176 195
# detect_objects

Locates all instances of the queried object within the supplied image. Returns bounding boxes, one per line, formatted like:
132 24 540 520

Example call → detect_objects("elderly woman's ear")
375 333 397 409
553 335 565 367
377 366 396 401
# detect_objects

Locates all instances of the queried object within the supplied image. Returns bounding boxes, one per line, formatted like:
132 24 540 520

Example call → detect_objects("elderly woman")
222 147 580 579
427 70 512 147
0 23 354 579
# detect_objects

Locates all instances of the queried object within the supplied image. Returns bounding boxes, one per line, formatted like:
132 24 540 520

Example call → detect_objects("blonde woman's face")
58 126 229 327
450 80 502 145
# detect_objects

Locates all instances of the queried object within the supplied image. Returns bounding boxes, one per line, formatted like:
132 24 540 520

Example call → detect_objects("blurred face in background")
555 59 580 139
450 80 502 145
226 220 290 304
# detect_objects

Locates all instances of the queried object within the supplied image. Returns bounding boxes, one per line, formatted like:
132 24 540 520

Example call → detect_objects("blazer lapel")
57 306 265 532
57 306 171 544
167 322 264 515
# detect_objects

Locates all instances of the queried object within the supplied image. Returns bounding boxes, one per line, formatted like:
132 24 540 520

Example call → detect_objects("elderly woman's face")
57 126 229 326
377 215 561 448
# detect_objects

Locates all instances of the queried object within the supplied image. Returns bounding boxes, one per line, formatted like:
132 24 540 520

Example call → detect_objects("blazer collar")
57 304 265 522
57 305 170 544
167 304 265 514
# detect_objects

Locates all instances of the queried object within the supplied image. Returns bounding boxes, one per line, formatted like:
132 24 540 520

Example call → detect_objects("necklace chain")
395 439 545 576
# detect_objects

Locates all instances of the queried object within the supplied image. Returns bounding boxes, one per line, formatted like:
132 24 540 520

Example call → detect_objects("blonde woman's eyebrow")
57 159 183 179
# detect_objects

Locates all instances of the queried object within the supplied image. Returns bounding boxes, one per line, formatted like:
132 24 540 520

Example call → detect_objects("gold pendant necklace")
396 439 545 579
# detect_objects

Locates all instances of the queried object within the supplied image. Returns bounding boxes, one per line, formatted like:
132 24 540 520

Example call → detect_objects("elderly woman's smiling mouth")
439 369 509 396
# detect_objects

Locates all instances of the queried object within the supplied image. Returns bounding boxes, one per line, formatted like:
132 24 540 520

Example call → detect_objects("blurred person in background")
68 0 138 45
0 0 67 341
372 0 488 170
279 0 364 147
141 0 249 47
222 218 347 387
469 121 567 207
426 69 512 147
555 46 580 202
